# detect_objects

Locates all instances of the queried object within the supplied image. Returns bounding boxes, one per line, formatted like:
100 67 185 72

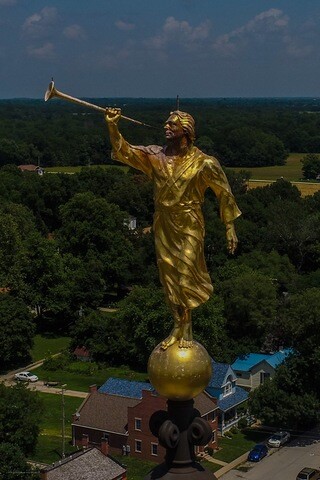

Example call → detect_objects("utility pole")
61 384 67 458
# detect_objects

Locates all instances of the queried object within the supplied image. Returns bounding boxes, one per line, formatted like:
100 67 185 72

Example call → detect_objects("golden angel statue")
105 108 241 350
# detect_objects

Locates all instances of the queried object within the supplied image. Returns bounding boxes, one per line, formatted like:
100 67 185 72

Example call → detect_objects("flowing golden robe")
112 135 241 310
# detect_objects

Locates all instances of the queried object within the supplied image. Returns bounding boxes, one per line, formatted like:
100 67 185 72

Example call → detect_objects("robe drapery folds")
112 135 241 309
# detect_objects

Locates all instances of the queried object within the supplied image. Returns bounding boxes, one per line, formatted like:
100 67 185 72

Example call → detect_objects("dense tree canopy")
0 383 43 455
0 295 34 369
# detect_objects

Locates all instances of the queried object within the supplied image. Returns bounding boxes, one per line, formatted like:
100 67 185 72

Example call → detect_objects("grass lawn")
33 363 148 391
31 335 71 362
29 392 83 464
230 153 310 182
201 460 221 473
212 429 268 464
112 454 156 480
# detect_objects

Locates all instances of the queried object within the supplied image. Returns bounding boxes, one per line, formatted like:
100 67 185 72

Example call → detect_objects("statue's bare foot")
178 322 193 349
161 326 180 350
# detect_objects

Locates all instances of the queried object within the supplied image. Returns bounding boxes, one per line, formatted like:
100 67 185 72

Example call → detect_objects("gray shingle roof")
41 448 126 480
74 392 140 434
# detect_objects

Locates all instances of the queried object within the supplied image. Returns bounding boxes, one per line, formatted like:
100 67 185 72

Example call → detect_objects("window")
151 443 158 456
135 418 142 430
260 372 270 384
224 382 232 396
135 440 142 453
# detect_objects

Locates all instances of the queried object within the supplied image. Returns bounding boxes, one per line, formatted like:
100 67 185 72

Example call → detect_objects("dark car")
248 444 268 462
296 467 320 480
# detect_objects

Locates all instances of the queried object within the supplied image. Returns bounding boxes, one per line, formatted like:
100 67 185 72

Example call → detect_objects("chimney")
40 470 47 480
101 437 109 456
82 434 89 449
72 412 80 422
89 384 98 393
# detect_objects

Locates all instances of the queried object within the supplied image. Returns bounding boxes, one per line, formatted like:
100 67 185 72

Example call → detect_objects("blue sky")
1 0 320 98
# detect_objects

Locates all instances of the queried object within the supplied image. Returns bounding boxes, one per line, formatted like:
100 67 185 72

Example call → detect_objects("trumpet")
44 80 155 128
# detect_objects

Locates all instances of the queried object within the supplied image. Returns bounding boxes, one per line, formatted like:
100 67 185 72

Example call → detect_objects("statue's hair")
170 110 196 143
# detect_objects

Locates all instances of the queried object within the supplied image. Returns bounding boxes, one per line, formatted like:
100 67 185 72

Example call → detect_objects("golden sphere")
147 341 212 401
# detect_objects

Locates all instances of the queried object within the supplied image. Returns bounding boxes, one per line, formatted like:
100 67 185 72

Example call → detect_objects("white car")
267 431 290 447
14 371 39 382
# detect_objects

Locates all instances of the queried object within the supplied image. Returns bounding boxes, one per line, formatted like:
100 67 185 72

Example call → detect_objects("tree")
265 200 320 272
0 443 36 480
249 378 320 430
57 192 139 294
70 310 126 365
281 288 320 358
0 295 35 369
221 126 288 167
217 268 278 346
301 153 320 179
115 286 172 369
0 383 43 455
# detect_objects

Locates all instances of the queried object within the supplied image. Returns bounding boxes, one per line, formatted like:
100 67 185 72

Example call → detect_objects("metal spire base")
144 399 217 480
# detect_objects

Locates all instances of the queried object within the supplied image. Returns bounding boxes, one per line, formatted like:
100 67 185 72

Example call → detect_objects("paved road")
1 357 87 398
221 433 320 480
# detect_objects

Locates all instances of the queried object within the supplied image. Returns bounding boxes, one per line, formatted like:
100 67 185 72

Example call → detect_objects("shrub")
42 353 70 371
237 417 248 430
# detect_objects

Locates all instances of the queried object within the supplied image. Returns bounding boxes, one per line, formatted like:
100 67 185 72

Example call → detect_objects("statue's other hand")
105 107 121 124
226 223 238 255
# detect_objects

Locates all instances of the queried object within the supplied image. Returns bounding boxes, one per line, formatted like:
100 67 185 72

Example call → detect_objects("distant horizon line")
1 95 320 101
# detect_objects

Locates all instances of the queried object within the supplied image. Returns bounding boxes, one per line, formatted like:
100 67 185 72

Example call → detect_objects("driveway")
220 430 320 480
0 357 87 398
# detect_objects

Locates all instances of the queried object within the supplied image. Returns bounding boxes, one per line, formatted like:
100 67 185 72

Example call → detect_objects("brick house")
40 440 126 480
72 378 218 464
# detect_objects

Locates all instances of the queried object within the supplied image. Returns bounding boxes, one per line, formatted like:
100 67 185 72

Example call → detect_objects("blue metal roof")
98 377 153 399
217 386 248 412
207 359 235 388
231 350 291 372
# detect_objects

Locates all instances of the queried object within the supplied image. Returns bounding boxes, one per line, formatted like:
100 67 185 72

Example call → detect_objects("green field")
30 393 83 464
33 363 148 391
44 153 313 181
31 335 71 362
231 153 308 182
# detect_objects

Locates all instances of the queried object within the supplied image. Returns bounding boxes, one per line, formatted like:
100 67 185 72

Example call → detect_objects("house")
205 360 248 434
73 346 91 362
72 378 218 463
123 216 137 230
231 349 291 390
18 164 44 175
40 441 127 480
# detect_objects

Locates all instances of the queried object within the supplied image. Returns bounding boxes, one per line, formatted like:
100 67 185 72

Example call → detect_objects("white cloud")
26 42 55 59
115 20 135 31
63 24 86 40
213 9 289 56
23 6 57 37
147 16 211 51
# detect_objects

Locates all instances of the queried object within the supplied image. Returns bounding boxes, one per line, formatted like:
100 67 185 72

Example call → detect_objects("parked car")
248 444 268 462
14 371 38 382
296 467 320 480
267 431 290 447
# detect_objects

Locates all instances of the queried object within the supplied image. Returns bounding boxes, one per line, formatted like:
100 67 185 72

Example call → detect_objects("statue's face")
164 114 185 141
